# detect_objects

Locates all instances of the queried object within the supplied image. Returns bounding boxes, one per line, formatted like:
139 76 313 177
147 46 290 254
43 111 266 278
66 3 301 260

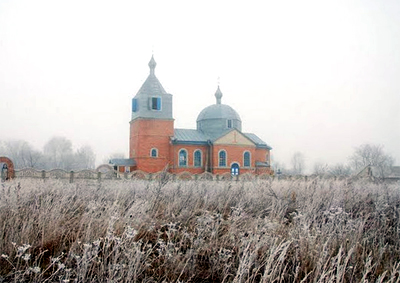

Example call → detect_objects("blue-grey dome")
196 104 241 122
196 86 242 135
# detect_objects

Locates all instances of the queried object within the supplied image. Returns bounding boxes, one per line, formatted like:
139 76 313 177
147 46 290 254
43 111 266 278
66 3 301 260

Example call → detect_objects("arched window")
219 150 227 167
243 151 251 167
179 149 188 167
194 150 202 167
150 148 158 157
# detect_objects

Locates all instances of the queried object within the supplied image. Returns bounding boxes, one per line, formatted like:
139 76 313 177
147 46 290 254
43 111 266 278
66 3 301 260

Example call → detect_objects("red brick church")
110 56 272 175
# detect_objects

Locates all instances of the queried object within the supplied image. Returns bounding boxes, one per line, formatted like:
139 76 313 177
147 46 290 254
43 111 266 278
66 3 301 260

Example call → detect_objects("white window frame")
150 148 158 158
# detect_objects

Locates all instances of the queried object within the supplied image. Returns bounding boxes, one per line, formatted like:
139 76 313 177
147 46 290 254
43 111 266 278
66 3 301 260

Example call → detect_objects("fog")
1 0 399 172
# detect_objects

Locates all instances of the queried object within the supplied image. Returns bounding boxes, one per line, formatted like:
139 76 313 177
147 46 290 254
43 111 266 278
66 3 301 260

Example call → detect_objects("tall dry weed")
0 178 399 282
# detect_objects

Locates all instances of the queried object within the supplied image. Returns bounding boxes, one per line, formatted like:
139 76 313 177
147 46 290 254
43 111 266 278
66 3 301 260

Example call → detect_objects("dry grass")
1 178 400 282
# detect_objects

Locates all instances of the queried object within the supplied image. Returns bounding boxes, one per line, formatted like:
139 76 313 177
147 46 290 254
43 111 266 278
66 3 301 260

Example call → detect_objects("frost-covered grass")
1 178 400 282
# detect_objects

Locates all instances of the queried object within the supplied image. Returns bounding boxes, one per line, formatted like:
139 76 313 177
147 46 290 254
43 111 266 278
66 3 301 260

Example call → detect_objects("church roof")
109 158 136 166
256 161 271 167
244 133 272 149
173 128 271 149
196 104 242 122
136 56 167 97
196 86 241 122
173 129 208 144
131 56 173 121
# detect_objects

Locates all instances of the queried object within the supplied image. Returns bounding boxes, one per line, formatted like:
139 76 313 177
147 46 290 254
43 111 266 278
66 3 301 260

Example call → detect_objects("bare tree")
74 145 96 170
43 137 74 170
291 152 305 175
313 162 328 176
2 140 44 169
349 144 394 176
328 163 352 176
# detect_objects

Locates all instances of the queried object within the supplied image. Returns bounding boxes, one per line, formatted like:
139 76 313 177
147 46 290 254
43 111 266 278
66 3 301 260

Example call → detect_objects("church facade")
111 56 273 176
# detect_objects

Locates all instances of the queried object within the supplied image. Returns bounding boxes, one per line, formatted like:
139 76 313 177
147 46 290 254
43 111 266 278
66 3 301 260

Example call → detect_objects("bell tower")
129 56 174 172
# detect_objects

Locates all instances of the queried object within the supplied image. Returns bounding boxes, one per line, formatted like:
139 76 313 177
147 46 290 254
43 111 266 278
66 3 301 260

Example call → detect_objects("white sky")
1 0 399 171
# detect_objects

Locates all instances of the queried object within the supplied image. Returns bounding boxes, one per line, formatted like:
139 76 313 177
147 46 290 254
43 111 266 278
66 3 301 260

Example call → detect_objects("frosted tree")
43 137 74 170
291 152 305 175
74 145 96 170
2 140 43 169
349 144 394 176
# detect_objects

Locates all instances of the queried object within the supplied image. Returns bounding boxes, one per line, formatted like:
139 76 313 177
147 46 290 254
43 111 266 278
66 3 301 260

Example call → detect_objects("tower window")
150 97 161 110
219 150 227 167
132 98 138 112
194 150 202 167
179 149 187 167
227 120 232 128
150 148 158 157
243 151 251 167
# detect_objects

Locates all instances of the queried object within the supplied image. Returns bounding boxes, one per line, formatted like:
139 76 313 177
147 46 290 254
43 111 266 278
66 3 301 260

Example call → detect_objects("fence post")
97 172 101 182
70 171 74 183
41 170 46 181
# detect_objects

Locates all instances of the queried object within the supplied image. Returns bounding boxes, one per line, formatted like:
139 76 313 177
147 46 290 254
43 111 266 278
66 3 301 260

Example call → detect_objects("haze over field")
1 0 399 171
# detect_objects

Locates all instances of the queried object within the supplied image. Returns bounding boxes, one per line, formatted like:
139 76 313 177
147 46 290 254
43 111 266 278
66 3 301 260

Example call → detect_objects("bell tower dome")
131 55 173 121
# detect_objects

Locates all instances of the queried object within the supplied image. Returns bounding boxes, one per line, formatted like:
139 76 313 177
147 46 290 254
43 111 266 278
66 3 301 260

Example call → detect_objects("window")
227 119 232 128
219 150 227 167
243 151 251 167
179 149 187 167
194 150 202 167
132 98 138 112
150 97 161 110
150 148 158 157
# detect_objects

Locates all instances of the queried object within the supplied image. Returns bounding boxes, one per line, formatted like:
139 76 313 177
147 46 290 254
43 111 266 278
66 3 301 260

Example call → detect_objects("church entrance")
231 163 240 176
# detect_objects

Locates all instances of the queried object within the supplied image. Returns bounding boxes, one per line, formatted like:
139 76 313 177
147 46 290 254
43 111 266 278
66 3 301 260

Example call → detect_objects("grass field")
1 177 400 282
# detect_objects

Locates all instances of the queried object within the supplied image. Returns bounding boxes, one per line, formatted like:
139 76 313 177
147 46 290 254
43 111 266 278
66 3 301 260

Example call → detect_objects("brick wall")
130 118 174 173
212 144 256 170
255 148 270 164
170 144 208 174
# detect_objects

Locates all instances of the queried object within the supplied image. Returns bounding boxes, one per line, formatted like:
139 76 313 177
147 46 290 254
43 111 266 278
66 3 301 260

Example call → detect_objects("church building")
110 56 272 176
